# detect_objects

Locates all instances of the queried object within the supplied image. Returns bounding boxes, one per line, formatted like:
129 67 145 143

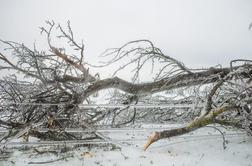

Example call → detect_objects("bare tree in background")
0 21 251 149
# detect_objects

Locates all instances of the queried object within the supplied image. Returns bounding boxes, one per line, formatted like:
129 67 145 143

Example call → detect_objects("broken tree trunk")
143 105 235 151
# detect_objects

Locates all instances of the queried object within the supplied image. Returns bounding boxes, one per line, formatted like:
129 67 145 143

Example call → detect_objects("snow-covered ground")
1 124 252 166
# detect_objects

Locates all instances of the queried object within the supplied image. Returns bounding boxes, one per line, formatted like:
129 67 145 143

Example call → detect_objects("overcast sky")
0 0 252 77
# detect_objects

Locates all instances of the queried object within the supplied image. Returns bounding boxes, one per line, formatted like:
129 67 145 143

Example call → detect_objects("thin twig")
28 155 73 164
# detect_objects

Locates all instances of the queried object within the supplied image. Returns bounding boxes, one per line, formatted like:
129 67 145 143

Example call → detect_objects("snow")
1 124 252 166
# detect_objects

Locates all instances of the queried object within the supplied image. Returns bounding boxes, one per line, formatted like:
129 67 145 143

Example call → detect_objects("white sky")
0 0 252 78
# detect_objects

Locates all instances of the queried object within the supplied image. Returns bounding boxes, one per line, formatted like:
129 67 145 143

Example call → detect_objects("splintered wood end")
143 131 159 151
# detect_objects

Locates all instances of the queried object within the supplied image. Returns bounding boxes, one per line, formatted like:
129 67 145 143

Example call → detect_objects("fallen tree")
0 21 251 148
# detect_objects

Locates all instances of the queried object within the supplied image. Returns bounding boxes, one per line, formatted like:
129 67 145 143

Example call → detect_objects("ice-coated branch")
99 40 192 82
79 65 252 102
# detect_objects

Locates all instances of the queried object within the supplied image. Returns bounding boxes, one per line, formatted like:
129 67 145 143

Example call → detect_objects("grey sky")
0 0 252 77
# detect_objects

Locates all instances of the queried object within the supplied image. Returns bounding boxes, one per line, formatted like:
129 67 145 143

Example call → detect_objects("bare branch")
80 65 252 102
99 40 192 82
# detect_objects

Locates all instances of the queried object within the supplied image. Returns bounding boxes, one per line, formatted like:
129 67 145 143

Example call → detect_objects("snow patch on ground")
1 125 252 166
